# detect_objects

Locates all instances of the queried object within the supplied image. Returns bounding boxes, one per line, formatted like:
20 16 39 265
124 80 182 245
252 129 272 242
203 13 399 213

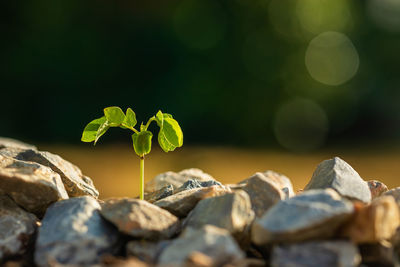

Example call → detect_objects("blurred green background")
1 0 400 196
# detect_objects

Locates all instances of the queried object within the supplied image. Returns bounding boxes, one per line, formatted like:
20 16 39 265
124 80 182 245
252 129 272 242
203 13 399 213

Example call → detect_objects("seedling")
81 106 183 200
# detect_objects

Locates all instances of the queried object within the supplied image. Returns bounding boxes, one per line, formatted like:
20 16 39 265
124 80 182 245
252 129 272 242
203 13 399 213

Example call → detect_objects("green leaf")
158 130 177 152
122 108 137 129
155 110 164 127
81 116 107 142
163 118 183 147
104 106 125 126
132 131 153 157
163 113 173 119
94 121 110 145
158 117 183 152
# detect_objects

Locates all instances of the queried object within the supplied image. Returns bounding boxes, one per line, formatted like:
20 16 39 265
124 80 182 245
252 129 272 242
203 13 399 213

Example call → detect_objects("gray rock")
158 225 245 267
100 198 179 239
34 196 119 267
240 171 294 199
240 172 287 218
0 195 38 262
154 186 231 217
174 179 222 194
145 168 216 193
304 157 371 203
126 240 171 264
368 180 388 199
144 184 174 203
251 189 354 244
0 147 98 198
271 241 361 267
0 137 36 150
185 190 254 238
0 154 69 216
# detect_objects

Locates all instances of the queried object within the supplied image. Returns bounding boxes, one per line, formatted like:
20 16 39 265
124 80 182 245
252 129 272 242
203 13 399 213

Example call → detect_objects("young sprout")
81 107 183 200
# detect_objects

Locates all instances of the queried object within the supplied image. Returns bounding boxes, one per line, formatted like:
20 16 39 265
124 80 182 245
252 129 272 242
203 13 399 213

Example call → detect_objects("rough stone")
239 172 287 218
34 196 119 267
126 240 170 264
368 180 389 199
251 189 354 245
144 184 174 203
0 137 36 150
0 147 98 198
185 190 254 238
174 179 222 194
154 186 231 218
158 225 245 267
100 198 179 240
0 154 69 216
0 195 38 262
340 195 400 243
271 241 361 267
145 168 216 193
304 157 371 203
240 170 294 199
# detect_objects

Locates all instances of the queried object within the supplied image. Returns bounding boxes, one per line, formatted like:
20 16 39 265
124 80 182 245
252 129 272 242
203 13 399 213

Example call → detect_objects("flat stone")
0 137 36 150
251 189 354 245
145 168 216 193
154 186 231 218
271 241 361 267
0 155 69 216
100 198 179 239
0 147 98 198
0 195 38 262
34 196 120 267
239 172 287 218
158 225 245 267
126 240 170 264
185 190 254 238
368 180 389 199
144 184 174 203
304 157 371 203
340 195 400 243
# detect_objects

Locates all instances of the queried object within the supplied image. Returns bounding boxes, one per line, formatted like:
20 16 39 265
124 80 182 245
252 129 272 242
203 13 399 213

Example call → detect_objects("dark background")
1 0 400 151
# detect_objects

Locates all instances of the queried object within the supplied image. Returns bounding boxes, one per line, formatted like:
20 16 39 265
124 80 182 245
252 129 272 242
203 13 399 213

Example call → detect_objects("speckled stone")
100 198 179 240
252 189 354 244
0 195 38 262
0 154 68 216
304 157 371 203
34 196 119 267
0 147 98 198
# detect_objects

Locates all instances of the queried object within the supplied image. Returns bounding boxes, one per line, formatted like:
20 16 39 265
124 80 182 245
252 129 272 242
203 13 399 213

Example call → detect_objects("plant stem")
139 156 144 200
144 116 156 130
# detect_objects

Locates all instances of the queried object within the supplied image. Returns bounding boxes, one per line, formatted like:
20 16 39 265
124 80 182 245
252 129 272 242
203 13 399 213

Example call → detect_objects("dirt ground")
41 144 400 199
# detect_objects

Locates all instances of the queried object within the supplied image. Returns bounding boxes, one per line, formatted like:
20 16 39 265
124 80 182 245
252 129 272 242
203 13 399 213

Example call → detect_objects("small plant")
81 106 183 200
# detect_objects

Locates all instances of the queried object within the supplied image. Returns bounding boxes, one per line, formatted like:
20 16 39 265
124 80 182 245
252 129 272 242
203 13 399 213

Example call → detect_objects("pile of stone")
1 137 400 267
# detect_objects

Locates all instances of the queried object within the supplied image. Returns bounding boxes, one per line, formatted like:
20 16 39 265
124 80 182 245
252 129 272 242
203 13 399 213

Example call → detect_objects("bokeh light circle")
305 32 359 86
273 98 329 152
173 0 227 50
367 0 400 33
